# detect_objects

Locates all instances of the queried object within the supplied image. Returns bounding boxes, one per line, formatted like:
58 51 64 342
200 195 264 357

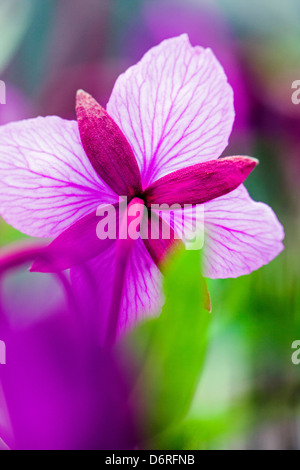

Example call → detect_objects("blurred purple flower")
0 245 137 450
0 35 284 342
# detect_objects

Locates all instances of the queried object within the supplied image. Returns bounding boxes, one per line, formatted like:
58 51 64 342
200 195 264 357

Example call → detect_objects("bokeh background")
0 0 300 450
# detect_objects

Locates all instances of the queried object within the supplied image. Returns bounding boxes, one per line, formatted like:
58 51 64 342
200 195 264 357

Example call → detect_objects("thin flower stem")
105 198 145 348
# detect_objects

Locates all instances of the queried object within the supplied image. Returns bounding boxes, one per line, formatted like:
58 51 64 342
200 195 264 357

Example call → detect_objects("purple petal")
0 438 9 450
107 34 234 187
1 309 136 450
202 185 285 278
0 249 137 450
76 90 142 197
70 238 163 343
144 156 258 207
30 204 119 273
0 116 117 237
158 204 205 251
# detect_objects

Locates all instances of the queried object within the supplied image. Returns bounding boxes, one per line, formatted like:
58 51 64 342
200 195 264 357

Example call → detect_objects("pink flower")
0 35 284 342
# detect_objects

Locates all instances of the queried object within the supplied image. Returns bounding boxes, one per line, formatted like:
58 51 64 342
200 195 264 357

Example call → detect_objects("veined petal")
76 90 142 198
30 203 119 273
158 204 205 251
203 185 285 278
70 238 163 343
144 156 258 207
107 34 234 187
0 116 117 238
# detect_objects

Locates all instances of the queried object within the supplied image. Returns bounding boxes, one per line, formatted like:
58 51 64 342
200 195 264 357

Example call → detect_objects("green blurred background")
0 0 299 450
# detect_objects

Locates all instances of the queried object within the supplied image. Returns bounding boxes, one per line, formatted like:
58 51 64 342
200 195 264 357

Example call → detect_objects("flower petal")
0 438 9 450
158 204 205 251
70 238 163 343
202 185 285 278
30 204 119 273
0 116 117 238
107 34 234 187
144 156 258 207
1 295 136 450
76 90 142 197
